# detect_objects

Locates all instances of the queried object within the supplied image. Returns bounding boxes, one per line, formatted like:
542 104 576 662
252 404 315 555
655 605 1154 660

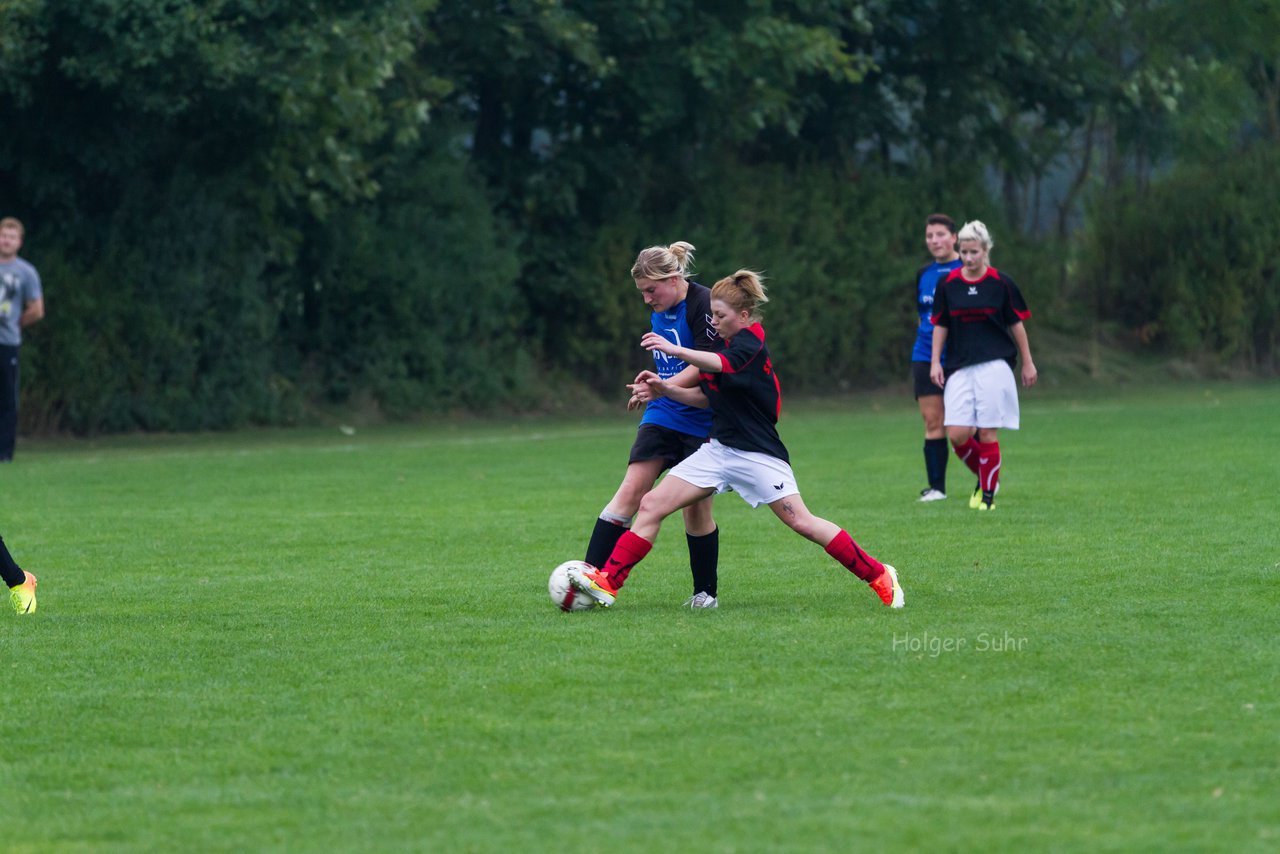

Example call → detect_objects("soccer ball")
548 560 598 612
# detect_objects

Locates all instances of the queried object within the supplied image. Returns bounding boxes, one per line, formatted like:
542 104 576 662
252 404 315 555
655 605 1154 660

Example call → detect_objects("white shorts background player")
929 220 1037 511
943 359 1020 430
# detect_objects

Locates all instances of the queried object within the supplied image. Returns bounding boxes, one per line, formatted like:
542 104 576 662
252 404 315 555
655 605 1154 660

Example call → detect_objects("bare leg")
597 476 716 592
602 458 667 519
631 476 716 543
767 493 840 545
585 458 669 570
919 395 945 439
768 494 889 589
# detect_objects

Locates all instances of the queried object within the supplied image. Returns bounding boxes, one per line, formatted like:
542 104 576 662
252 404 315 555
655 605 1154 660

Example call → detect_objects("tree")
0 0 457 431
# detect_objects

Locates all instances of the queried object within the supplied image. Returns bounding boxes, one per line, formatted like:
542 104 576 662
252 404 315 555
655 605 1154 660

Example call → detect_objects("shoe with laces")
918 488 947 503
567 564 619 608
9 570 37 615
683 591 718 609
868 565 904 608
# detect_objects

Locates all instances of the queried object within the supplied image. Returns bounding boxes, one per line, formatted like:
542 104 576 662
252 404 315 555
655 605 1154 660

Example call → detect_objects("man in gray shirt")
0 217 45 461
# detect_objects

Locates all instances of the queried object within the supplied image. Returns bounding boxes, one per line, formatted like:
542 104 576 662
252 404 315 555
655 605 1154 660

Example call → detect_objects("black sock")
924 437 949 493
687 527 718 596
0 535 25 588
585 517 628 570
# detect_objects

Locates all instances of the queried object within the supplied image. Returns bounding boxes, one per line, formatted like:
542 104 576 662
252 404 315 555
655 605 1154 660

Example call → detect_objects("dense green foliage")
1078 149 1280 371
0 0 1276 432
5 385 1278 848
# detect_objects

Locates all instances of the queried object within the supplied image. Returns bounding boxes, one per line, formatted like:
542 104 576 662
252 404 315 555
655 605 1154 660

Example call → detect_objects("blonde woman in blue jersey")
581 242 721 608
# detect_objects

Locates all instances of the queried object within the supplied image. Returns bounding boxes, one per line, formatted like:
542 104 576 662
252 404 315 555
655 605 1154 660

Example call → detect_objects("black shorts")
912 361 943 399
628 424 708 468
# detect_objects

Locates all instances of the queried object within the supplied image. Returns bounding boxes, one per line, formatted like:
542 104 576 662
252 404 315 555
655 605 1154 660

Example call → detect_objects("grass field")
2 382 1277 852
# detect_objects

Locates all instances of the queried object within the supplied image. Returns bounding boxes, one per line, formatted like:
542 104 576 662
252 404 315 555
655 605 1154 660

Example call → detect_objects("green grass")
2 382 1277 852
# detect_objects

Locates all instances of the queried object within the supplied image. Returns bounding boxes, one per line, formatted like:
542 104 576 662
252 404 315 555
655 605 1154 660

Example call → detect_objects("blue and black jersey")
912 259 962 362
699 323 788 463
931 267 1031 372
642 282 716 438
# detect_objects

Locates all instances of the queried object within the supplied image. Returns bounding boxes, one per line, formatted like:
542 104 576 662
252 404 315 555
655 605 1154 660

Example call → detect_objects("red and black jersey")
699 323 789 462
930 267 1031 371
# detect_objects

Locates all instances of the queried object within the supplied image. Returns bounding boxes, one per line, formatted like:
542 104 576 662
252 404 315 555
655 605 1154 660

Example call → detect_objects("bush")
299 147 529 417
23 171 290 434
1076 147 1280 372
526 156 1005 395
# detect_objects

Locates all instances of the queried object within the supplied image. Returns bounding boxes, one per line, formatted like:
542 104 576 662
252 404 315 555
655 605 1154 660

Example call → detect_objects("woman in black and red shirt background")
929 220 1038 510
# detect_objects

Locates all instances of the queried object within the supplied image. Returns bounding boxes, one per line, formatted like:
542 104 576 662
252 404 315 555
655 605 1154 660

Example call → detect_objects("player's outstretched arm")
633 375 709 409
640 332 723 373
668 364 702 388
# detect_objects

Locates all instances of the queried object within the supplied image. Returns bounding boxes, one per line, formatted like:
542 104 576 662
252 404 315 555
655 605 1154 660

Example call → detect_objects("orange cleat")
869 565 904 608
566 564 620 608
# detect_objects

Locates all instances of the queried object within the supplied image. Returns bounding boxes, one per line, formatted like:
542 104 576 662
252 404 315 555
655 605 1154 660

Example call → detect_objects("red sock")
604 530 653 588
977 441 1001 499
824 529 885 582
952 436 981 476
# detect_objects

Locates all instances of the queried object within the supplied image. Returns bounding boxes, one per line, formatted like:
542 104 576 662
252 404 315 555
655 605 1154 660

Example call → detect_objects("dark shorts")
912 360 943 399
628 423 708 468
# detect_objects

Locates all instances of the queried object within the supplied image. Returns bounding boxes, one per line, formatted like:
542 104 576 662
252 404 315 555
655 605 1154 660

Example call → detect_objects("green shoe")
970 481 999 509
977 500 995 512
9 571 37 615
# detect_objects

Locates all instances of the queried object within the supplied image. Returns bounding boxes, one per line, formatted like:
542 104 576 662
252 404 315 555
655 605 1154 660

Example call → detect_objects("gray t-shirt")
0 257 42 346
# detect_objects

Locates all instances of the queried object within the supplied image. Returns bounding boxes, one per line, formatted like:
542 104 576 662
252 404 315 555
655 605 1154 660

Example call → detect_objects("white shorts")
667 439 800 508
944 359 1020 429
